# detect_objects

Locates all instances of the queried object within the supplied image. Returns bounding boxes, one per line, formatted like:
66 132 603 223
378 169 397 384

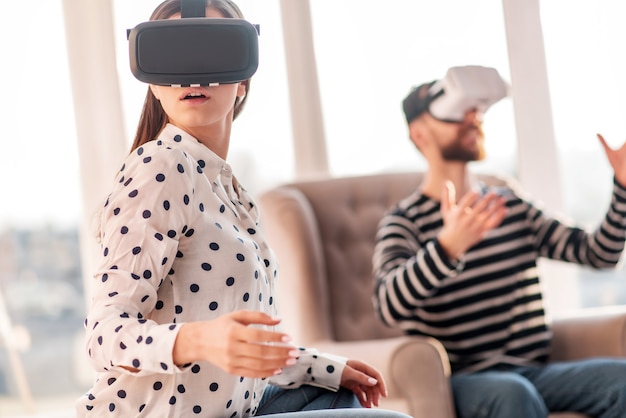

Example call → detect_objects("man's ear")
149 84 160 100
408 120 425 150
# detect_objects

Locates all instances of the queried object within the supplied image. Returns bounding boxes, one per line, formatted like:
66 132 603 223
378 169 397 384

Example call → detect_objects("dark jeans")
256 384 412 417
451 358 626 418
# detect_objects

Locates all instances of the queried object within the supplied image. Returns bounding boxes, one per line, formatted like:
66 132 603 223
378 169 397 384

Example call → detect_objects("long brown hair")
130 0 251 152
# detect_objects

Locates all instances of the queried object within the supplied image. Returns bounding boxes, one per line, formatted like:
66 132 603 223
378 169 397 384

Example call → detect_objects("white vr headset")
404 65 509 123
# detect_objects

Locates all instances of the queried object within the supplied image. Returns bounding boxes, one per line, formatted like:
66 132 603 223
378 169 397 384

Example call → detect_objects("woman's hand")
340 359 388 408
173 310 298 378
438 181 507 260
597 133 626 187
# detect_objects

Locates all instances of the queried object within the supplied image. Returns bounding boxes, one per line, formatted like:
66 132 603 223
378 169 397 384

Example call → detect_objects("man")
372 65 626 417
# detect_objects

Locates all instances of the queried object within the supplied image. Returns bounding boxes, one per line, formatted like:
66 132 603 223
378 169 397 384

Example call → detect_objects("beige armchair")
257 171 626 418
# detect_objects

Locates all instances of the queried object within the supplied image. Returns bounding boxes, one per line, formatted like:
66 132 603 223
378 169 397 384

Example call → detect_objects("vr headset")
126 0 259 86
427 65 509 122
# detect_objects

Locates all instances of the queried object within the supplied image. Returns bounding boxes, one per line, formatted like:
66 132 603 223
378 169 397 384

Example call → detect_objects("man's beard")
440 124 486 161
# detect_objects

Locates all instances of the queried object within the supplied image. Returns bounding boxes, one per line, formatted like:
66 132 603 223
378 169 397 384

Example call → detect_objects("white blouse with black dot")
77 124 346 417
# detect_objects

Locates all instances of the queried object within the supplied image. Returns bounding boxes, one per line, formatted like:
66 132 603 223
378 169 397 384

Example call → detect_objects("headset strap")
181 0 206 18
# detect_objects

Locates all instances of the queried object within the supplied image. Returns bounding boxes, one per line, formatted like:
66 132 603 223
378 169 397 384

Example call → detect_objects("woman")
76 1 411 417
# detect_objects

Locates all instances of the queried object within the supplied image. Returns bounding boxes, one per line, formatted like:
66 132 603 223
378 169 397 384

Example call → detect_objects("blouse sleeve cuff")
112 322 190 377
309 352 346 391
268 348 346 391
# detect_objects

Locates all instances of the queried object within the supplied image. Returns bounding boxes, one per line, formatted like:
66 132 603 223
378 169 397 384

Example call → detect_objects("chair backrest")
258 171 420 344
257 171 510 345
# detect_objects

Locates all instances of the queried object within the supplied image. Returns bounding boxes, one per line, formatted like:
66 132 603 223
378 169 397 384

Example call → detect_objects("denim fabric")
255 384 412 417
451 358 626 418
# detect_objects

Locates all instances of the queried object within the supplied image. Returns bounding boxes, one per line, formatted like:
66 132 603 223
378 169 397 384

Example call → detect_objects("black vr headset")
126 0 259 86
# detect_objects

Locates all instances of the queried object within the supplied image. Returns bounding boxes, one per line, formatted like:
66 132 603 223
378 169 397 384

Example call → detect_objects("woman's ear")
236 81 247 98
149 84 160 100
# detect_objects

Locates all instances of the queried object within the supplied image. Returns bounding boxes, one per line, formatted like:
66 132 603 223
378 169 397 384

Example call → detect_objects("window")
309 1 516 178
541 0 626 310
0 1 85 415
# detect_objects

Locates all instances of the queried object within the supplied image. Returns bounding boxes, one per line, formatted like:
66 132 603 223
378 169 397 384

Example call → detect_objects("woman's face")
148 8 246 132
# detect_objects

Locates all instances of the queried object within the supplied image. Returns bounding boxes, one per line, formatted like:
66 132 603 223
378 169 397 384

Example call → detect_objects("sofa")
257 171 626 418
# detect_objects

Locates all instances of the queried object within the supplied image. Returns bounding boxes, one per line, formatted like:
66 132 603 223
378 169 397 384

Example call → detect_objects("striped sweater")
372 178 626 373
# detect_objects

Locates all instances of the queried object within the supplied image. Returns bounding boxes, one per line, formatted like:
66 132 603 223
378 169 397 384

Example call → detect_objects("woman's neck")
172 119 232 160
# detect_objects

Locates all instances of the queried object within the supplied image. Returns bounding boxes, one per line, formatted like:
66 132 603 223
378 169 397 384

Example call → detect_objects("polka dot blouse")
77 124 346 417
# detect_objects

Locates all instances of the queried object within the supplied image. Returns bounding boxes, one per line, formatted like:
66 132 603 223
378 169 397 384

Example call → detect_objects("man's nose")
464 108 484 123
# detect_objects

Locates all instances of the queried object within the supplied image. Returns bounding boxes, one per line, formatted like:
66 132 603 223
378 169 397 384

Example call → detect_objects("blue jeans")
255 384 412 417
451 358 626 418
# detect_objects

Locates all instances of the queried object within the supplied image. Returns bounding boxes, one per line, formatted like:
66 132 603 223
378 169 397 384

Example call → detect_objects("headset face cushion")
128 18 259 86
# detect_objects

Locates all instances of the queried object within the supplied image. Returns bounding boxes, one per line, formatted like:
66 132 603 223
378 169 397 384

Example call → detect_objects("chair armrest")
313 336 456 418
550 306 626 362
